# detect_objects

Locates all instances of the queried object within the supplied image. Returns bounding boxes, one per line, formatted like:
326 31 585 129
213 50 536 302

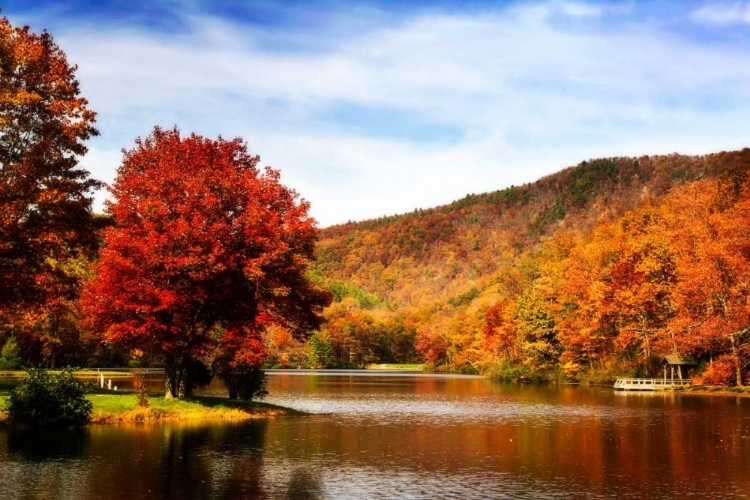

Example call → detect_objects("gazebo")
661 355 697 382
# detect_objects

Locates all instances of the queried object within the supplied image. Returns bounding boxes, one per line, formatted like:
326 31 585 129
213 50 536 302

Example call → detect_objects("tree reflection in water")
286 467 324 500
7 427 89 461
0 421 271 499
2 374 750 499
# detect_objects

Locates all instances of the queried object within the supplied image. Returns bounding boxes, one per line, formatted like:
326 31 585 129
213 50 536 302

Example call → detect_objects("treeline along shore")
1 12 750 396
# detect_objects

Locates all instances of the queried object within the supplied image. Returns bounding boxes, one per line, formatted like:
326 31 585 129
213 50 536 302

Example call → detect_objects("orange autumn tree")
82 127 330 398
666 180 750 385
597 209 678 362
0 17 100 332
553 233 614 377
483 299 519 363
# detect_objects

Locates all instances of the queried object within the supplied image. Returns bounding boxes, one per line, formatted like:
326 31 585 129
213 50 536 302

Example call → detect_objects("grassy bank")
0 393 303 426
365 364 423 370
88 394 303 424
0 370 136 378
680 385 750 396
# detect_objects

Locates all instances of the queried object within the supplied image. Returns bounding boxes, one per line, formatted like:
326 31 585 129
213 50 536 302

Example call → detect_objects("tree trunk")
178 355 188 399
730 335 744 387
227 375 238 400
164 354 178 399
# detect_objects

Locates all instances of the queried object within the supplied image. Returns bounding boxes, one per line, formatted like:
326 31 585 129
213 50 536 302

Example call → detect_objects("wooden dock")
614 378 693 391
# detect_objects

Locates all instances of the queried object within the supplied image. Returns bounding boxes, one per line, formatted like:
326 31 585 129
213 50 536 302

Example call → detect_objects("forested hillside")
281 149 750 385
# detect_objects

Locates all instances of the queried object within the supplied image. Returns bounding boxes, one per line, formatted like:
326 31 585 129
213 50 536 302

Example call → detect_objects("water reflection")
0 422 271 500
286 467 323 500
259 373 750 499
6 427 89 461
1 373 750 499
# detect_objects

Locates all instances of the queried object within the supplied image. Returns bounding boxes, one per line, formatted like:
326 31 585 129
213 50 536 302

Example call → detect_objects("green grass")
365 363 423 370
87 393 302 415
0 391 301 425
0 370 133 378
70 370 135 378
0 380 16 395
86 393 292 413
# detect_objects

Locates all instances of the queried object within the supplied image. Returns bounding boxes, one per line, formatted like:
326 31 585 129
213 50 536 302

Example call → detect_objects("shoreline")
679 385 750 397
0 393 305 427
0 370 141 378
88 399 305 425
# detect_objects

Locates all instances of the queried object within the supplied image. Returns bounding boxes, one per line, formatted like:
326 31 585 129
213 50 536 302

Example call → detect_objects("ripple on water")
264 391 690 428
255 458 731 500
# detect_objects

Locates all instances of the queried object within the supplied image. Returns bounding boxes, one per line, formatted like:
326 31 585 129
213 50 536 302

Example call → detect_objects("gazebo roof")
661 355 698 366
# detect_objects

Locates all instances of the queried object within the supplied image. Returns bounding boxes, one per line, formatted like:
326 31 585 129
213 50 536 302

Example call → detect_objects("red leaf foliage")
0 17 100 314
81 127 331 365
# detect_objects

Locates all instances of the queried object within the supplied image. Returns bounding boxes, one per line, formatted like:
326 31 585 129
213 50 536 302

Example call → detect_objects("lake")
1 371 749 499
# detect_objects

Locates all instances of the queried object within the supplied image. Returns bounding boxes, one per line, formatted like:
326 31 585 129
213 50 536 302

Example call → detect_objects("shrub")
127 359 148 368
697 355 736 385
215 363 268 401
485 361 532 382
576 359 640 386
485 361 558 383
184 357 214 396
5 368 92 427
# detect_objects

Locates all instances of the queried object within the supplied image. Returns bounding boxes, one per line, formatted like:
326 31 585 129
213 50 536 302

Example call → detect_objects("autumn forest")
2 16 750 389
309 152 750 386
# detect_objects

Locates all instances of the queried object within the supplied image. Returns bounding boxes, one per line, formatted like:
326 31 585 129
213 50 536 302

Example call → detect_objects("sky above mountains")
8 0 750 226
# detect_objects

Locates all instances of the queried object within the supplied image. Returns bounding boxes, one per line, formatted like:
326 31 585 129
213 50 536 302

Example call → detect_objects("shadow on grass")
186 395 307 415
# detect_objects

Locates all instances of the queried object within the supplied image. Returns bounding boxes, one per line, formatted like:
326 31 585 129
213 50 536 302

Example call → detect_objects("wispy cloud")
690 1 750 25
559 2 605 18
11 1 750 225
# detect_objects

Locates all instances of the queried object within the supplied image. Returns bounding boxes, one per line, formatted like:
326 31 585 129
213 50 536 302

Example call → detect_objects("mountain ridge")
271 148 750 381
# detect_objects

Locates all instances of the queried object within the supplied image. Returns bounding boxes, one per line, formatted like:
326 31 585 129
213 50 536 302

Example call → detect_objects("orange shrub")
698 356 736 385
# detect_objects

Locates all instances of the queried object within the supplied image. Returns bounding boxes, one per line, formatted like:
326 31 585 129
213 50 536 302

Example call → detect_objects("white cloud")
691 2 750 25
559 2 606 18
29 1 750 225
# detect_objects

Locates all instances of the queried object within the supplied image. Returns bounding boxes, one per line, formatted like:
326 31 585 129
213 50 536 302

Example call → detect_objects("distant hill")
317 151 738 308
288 149 750 380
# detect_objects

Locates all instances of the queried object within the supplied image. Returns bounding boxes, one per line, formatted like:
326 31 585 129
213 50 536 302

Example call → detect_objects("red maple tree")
82 127 330 397
0 17 100 323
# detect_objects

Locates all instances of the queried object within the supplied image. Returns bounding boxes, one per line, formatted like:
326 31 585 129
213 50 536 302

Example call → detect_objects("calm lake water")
1 371 750 499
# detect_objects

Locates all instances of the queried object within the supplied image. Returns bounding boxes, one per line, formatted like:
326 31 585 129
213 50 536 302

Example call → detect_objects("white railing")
614 377 693 389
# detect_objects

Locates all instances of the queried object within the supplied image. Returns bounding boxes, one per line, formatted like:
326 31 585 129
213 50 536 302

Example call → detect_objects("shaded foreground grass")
0 393 303 425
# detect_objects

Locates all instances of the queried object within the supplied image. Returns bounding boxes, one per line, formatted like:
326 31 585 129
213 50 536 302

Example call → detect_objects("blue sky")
8 0 750 226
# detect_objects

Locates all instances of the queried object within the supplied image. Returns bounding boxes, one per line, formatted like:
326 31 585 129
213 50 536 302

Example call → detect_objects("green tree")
516 288 561 372
0 335 22 369
308 332 334 368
